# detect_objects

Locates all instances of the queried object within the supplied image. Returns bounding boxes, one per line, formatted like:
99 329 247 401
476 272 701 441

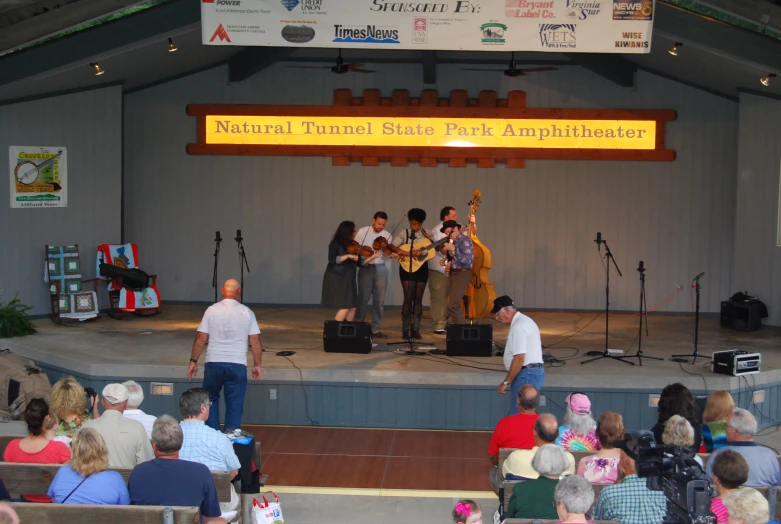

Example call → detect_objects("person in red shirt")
4 398 71 464
488 384 540 493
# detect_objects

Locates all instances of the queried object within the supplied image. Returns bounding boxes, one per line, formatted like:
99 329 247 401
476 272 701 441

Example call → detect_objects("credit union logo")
210 24 232 42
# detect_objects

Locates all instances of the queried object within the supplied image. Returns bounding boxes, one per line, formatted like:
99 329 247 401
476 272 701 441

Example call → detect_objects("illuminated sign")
187 89 676 168
204 116 657 150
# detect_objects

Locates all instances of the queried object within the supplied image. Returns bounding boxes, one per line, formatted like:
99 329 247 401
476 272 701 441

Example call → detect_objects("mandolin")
397 233 452 273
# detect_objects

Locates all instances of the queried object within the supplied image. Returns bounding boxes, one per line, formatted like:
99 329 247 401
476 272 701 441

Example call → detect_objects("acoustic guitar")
397 234 452 273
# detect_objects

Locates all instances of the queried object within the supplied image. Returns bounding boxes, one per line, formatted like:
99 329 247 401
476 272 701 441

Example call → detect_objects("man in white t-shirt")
492 295 544 414
354 211 393 338
188 278 262 430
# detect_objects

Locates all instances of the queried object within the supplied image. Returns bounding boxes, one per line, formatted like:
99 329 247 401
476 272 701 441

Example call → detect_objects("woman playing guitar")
389 208 429 340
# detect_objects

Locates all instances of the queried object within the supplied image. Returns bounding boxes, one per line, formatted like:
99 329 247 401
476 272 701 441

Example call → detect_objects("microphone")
637 260 644 272
215 231 222 243
594 232 602 250
235 230 242 242
693 272 705 281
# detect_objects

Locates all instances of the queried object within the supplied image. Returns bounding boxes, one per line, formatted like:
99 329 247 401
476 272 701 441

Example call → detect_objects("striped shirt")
179 420 241 472
592 474 667 524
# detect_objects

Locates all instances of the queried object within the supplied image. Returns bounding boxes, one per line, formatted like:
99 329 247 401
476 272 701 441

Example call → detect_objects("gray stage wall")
0 86 123 316
124 64 737 314
734 93 781 326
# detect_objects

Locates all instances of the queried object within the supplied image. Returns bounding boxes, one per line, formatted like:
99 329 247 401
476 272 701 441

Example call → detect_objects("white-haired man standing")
122 380 157 438
492 295 544 414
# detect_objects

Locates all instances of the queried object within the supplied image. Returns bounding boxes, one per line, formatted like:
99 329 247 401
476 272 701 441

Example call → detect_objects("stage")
3 305 780 430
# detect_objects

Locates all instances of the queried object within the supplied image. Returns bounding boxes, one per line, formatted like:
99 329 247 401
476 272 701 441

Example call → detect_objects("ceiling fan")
461 52 559 77
287 49 376 74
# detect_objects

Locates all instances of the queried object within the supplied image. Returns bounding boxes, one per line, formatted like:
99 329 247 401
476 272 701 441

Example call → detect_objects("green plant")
0 296 36 338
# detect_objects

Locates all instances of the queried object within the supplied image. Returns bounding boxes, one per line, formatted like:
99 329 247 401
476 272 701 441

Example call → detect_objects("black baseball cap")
491 295 515 314
440 220 461 233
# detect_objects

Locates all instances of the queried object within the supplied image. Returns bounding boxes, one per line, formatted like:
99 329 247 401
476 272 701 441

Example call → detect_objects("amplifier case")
446 324 493 357
323 321 372 354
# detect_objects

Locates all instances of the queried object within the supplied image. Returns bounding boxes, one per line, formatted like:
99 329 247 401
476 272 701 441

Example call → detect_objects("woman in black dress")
391 208 429 339
322 220 380 321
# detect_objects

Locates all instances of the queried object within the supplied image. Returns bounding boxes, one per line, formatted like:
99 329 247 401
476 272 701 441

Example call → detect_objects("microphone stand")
212 232 222 304
582 236 634 366
624 261 662 365
235 230 250 304
388 229 425 356
672 273 706 364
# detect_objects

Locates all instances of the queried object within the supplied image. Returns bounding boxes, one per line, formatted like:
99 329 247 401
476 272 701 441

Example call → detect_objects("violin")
372 236 399 256
346 240 374 258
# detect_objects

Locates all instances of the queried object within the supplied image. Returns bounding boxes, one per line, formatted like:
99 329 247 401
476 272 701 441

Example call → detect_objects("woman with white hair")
722 487 769 524
554 475 595 523
506 444 571 520
662 415 704 467
557 393 599 451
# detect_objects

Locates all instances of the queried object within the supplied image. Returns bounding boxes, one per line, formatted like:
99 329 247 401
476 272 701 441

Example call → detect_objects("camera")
620 431 715 524
85 387 97 398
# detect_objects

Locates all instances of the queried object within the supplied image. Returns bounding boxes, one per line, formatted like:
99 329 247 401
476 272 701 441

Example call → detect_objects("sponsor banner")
202 0 654 53
9 146 67 208
204 115 657 149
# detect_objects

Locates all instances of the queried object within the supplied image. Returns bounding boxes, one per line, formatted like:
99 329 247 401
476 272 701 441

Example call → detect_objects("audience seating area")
9 502 200 523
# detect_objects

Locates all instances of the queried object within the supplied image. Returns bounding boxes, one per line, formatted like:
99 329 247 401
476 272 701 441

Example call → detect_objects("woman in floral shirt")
51 377 100 437
576 411 624 484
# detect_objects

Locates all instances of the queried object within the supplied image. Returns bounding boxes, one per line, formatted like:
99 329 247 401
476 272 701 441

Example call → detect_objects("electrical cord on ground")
543 312 602 348
676 362 709 396
276 352 320 426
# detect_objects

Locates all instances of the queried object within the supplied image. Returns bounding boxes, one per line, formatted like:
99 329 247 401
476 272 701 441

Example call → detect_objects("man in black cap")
440 220 474 326
492 295 544 414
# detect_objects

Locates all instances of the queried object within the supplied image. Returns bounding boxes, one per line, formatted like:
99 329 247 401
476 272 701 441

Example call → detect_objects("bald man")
188 279 262 430
0 503 19 524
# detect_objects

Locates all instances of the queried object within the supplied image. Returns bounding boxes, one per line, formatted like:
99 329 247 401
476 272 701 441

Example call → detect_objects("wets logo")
210 24 232 42
539 24 576 49
565 0 601 20
333 25 400 44
612 0 653 20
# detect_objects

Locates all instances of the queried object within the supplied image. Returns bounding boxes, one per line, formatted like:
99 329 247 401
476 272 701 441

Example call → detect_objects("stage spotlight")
761 73 777 87
668 42 682 56
89 62 105 76
168 37 178 52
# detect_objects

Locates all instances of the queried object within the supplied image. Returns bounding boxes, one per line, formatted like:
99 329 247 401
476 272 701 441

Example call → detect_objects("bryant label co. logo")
210 24 231 42
539 24 576 49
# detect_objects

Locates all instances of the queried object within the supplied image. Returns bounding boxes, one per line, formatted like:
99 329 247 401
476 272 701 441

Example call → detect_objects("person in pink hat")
556 392 599 452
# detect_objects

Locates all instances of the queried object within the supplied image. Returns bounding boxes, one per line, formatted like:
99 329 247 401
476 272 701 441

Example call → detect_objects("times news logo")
210 24 231 42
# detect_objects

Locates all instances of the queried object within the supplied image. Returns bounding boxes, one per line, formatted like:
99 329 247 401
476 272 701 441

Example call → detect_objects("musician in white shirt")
354 212 393 338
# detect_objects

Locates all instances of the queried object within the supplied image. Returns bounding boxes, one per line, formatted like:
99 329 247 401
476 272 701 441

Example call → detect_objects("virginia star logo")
210 24 231 42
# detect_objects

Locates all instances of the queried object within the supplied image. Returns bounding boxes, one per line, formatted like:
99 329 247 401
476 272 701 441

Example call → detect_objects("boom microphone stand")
672 272 706 364
388 230 425 356
235 230 250 304
625 261 662 365
582 232 634 366
212 231 222 304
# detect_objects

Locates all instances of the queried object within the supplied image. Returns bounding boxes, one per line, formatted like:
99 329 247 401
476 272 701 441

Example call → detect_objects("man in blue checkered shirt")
178 388 241 476
592 449 667 524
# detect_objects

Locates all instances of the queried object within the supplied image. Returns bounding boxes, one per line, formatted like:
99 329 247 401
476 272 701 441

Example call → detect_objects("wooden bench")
9 502 199 524
506 520 619 524
0 462 234 503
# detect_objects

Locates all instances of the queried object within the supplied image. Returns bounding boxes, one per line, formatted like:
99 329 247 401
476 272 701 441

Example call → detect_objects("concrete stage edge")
3 306 780 431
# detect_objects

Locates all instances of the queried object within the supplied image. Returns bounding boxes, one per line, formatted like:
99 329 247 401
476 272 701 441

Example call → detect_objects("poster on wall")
201 0 655 54
8 146 68 208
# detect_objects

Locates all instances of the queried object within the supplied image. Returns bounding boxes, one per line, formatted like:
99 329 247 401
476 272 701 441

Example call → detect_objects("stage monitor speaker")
323 321 372 354
446 324 493 357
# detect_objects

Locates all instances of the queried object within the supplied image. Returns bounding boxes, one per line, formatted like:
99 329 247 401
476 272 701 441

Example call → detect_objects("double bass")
463 189 497 319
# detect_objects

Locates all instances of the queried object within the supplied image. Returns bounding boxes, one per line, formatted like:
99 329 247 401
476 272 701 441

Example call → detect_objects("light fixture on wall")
668 42 682 56
761 73 777 87
168 37 178 53
89 62 105 76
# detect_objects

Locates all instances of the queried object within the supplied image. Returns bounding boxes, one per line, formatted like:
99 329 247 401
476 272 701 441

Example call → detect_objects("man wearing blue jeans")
492 295 545 414
188 279 262 430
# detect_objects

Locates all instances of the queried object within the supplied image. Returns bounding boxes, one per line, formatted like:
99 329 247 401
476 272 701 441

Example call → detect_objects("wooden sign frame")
186 89 676 168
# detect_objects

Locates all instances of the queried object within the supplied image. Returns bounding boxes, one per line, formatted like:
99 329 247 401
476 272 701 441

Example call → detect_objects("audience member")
121 380 157 438
3 398 70 464
506 444 570 520
592 450 667 524
0 481 10 501
702 390 736 452
722 487 770 524
83 383 154 468
451 499 482 524
178 388 241 475
706 408 781 487
577 411 624 484
51 377 100 437
651 383 702 452
129 415 227 524
501 414 575 484
47 428 129 505
554 475 595 524
710 450 750 523
662 415 704 467
0 504 19 524
556 393 599 451
488 385 540 489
